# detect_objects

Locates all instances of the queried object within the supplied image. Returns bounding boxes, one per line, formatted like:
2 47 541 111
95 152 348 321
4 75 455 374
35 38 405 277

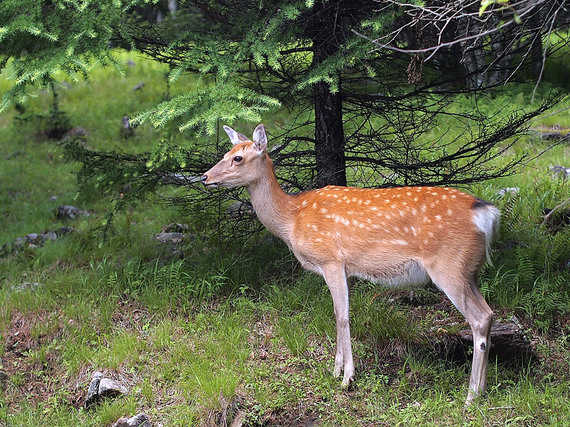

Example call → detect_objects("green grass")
0 51 569 425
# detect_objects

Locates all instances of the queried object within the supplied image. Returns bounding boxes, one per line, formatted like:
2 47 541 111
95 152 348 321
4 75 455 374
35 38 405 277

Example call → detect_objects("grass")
0 51 569 425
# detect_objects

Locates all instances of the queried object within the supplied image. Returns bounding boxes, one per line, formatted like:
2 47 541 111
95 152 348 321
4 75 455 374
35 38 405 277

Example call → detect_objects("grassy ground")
0 53 569 426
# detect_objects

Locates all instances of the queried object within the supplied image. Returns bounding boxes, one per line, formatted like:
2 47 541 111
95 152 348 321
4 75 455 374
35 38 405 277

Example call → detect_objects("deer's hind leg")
426 264 493 405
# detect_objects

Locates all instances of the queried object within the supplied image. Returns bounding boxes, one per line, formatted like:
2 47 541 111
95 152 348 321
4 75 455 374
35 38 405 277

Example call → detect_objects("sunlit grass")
0 51 569 425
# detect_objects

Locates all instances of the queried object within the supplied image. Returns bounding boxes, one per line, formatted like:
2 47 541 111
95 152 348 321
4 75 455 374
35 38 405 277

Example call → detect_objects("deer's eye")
233 156 243 163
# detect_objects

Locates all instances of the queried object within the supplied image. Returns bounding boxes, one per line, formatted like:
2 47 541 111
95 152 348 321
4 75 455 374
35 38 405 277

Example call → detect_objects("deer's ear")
252 124 267 153
223 125 250 146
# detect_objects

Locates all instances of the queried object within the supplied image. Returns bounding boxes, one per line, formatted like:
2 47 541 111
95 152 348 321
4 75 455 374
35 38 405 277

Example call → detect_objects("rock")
497 187 520 197
155 232 185 244
99 378 129 398
25 233 40 244
10 282 41 292
55 226 76 237
1 227 76 257
56 205 89 220
121 116 135 138
85 372 128 409
549 165 570 180
43 230 58 241
133 82 145 91
85 372 104 408
113 413 152 427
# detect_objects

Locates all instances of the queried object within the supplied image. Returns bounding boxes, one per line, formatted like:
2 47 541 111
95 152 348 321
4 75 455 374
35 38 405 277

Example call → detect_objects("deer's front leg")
323 264 354 387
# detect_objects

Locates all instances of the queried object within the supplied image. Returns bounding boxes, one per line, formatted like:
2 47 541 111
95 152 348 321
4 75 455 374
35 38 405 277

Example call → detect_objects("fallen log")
432 316 534 364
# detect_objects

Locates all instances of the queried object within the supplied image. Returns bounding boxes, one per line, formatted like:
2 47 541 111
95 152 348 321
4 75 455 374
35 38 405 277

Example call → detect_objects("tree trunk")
311 1 346 188
313 81 346 187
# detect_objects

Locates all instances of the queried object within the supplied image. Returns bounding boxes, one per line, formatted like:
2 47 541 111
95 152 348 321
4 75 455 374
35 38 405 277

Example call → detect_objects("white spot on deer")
447 208 453 215
392 239 408 245
312 202 318 209
435 215 442 221
302 200 308 207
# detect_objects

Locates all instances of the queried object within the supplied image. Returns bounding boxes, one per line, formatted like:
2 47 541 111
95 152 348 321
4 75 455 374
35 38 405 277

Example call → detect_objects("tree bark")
311 1 346 188
313 80 346 187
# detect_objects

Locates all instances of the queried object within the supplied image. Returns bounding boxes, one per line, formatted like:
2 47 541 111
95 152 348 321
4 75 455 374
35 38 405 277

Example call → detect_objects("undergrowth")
0 51 569 425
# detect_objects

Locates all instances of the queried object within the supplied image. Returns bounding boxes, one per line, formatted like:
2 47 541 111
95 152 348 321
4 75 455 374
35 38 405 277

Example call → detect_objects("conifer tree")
128 0 565 188
0 0 154 109
1 1 567 194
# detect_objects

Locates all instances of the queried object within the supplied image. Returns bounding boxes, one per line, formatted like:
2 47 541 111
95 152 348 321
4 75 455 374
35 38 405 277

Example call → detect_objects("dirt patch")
1 310 65 411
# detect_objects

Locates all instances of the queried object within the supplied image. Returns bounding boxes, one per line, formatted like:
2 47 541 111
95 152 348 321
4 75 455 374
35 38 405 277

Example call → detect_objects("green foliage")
134 82 280 134
1 37 570 425
0 0 156 111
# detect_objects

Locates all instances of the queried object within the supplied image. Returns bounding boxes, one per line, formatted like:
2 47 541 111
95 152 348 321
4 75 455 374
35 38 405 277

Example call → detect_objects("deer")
201 124 500 405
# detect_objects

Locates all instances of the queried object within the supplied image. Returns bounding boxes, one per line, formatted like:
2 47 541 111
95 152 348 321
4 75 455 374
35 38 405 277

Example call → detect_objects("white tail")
202 124 500 405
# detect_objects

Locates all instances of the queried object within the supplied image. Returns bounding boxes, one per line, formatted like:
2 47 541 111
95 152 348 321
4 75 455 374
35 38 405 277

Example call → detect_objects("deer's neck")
246 158 295 244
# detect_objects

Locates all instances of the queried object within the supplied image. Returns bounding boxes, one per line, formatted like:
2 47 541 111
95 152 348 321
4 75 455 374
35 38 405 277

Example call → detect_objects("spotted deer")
202 124 500 405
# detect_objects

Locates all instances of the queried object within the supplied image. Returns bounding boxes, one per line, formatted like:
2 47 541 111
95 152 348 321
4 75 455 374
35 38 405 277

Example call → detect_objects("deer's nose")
201 174 208 184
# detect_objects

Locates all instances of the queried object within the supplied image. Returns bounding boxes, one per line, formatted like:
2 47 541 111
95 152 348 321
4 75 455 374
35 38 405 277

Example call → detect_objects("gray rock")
112 413 152 427
10 282 41 292
85 372 103 408
1 226 76 257
549 165 570 179
85 372 128 409
155 232 185 244
25 233 40 243
56 205 89 220
497 187 520 197
99 378 129 398
43 231 58 241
